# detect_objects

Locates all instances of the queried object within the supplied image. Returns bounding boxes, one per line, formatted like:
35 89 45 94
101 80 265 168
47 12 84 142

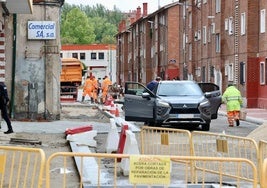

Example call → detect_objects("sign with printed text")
129 155 171 185
27 21 56 40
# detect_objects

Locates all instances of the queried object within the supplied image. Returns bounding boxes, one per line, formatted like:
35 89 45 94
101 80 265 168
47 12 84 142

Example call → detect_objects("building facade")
60 44 117 83
3 0 63 120
116 2 181 86
116 0 267 109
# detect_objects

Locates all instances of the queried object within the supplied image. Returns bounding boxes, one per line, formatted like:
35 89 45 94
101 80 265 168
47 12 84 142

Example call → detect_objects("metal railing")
0 146 45 188
45 152 258 187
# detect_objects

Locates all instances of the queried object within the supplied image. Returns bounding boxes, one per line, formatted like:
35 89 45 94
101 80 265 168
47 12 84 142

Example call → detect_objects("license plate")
177 114 194 118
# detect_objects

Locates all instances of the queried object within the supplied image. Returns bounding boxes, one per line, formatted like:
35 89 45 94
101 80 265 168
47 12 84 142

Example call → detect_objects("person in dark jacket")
146 76 161 91
0 82 13 134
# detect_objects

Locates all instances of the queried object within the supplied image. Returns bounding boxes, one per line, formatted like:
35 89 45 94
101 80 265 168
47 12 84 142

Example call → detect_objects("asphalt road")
129 113 259 138
209 114 260 137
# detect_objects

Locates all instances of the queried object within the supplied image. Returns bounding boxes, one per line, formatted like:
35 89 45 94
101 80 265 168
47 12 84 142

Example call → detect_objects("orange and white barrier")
66 130 97 147
120 130 140 176
105 118 119 153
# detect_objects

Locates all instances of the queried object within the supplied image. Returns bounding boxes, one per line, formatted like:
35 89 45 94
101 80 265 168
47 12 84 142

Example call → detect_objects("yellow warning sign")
129 155 171 185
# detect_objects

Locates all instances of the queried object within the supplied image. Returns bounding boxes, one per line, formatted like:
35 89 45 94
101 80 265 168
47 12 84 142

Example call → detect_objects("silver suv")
124 80 221 131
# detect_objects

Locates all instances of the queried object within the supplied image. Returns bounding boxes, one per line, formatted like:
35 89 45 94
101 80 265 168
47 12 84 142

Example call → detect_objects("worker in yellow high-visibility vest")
222 83 243 127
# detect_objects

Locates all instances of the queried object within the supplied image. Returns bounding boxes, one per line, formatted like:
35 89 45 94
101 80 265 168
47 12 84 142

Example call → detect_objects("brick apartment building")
116 0 267 109
61 44 117 83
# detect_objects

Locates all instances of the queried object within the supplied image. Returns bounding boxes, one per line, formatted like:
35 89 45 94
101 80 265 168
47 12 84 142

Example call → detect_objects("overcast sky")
64 0 177 13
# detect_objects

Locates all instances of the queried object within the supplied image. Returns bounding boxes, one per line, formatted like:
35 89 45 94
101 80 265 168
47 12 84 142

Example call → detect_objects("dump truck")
60 58 84 101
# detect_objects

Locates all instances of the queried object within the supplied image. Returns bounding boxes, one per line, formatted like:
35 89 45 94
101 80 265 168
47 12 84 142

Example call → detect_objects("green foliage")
60 3 124 44
61 8 95 44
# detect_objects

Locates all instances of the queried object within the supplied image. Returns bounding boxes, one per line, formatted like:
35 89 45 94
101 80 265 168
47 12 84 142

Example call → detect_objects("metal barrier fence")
261 158 267 188
259 140 267 184
0 145 45 188
192 131 259 184
139 127 260 184
139 126 195 182
140 126 192 156
45 152 258 187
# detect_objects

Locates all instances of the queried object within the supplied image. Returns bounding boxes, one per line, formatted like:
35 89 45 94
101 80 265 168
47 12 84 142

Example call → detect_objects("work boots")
4 129 14 134
236 119 240 126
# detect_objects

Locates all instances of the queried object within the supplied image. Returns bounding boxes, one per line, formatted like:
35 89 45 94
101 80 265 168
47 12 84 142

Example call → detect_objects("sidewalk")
218 104 267 125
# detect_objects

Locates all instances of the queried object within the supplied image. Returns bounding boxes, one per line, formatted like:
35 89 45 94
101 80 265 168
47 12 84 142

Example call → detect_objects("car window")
125 83 146 96
157 82 203 96
198 83 220 92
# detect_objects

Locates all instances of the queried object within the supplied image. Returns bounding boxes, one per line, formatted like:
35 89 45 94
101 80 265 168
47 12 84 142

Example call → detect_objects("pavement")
218 104 267 125
2 102 267 134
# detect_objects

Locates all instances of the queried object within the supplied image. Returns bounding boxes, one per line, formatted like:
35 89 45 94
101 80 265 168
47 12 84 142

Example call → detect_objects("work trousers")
227 110 240 126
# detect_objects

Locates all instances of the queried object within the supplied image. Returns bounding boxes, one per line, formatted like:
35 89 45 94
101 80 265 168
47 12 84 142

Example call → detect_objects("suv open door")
198 83 221 119
124 82 156 122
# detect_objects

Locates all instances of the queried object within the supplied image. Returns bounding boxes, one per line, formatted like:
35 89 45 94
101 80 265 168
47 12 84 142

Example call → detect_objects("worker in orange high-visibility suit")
81 76 93 103
91 76 99 103
101 76 112 104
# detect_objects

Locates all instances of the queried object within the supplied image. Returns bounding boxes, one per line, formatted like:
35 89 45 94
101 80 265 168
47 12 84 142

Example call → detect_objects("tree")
89 17 117 44
60 3 125 44
61 8 95 44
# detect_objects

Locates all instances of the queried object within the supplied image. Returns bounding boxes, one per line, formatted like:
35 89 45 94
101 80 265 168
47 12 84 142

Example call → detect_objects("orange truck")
60 58 84 101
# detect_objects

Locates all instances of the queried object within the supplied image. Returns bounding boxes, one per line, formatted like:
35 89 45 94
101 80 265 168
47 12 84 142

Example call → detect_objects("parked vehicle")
124 80 221 131
60 58 84 102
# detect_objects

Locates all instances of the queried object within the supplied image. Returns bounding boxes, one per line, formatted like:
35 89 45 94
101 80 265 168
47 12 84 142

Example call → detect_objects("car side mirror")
204 92 212 98
142 92 151 99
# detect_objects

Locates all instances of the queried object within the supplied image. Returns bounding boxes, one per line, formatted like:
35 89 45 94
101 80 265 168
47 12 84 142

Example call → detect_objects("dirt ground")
1 105 110 187
7 105 109 156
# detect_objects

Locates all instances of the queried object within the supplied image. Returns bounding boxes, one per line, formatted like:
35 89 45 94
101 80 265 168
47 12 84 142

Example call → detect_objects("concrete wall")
5 3 62 120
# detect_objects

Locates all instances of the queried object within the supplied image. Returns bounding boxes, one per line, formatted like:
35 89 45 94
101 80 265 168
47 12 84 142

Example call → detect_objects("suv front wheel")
201 122 210 131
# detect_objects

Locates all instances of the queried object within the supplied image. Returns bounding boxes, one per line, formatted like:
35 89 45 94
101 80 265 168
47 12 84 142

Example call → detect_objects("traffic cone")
115 105 120 117
110 102 116 115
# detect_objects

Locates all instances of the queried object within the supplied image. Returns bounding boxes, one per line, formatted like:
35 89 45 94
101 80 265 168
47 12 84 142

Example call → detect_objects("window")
225 18 228 31
72 53 78 58
260 9 266 33
215 0 221 13
203 26 207 44
99 52 104 60
60 53 63 58
210 66 214 77
215 33 220 52
80 53 85 60
91 52 96 60
195 0 201 8
211 23 215 34
197 30 201 40
241 13 246 35
261 62 266 84
225 64 228 76
228 63 234 81
195 67 201 77
188 12 192 28
228 17 233 35
201 66 206 82
240 62 246 84
194 31 198 41
188 43 192 61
